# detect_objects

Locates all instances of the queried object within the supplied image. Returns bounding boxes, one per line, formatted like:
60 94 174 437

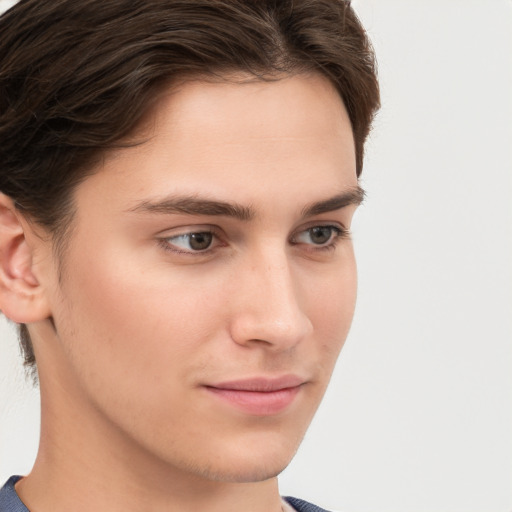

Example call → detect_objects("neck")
17 349 284 512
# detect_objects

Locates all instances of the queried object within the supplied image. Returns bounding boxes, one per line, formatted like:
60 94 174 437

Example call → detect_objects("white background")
1 0 511 511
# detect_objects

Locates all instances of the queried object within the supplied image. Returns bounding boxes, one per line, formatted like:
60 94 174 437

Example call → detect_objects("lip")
203 375 306 416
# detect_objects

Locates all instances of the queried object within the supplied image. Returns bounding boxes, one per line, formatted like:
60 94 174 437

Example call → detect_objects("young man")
0 1 379 511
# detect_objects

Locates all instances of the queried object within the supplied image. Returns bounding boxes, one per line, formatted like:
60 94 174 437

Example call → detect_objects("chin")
193 452 295 483
151 426 304 484
191 430 304 483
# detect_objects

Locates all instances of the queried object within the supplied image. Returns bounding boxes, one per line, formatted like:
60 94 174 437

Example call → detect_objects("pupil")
310 226 331 244
189 232 212 250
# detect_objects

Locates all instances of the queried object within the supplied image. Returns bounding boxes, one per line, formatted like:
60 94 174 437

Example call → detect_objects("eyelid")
154 223 220 237
292 220 349 237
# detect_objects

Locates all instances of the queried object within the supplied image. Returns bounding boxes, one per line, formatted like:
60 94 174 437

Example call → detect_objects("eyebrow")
128 186 365 221
301 185 365 217
129 196 254 221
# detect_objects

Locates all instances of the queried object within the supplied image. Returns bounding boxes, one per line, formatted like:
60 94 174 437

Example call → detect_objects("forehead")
142 73 354 158
79 73 357 217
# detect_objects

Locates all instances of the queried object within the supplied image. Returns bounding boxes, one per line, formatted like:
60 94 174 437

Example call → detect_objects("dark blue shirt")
0 477 28 512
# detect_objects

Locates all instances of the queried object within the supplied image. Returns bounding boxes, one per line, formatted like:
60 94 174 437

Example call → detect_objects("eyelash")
158 224 350 257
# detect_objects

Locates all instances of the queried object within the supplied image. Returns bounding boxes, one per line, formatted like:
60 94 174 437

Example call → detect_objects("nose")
228 249 313 351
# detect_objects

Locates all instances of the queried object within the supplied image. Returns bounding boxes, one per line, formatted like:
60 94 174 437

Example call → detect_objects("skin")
6 73 360 512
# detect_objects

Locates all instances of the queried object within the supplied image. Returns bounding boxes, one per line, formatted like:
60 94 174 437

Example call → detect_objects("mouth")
203 375 306 416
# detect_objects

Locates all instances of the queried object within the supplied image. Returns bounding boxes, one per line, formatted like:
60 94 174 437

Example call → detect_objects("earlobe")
0 193 52 323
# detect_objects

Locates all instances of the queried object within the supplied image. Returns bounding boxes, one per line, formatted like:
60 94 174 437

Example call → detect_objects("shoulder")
284 496 333 512
0 476 29 512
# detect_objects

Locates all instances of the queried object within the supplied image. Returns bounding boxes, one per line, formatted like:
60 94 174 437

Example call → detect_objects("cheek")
307 254 358 360
54 244 225 397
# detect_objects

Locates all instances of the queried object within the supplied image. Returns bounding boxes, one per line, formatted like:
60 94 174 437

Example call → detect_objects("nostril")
229 307 313 350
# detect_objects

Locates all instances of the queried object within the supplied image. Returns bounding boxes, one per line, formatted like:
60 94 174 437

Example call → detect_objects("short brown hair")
0 0 379 374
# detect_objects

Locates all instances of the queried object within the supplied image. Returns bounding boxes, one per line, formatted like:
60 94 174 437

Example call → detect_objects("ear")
0 193 52 323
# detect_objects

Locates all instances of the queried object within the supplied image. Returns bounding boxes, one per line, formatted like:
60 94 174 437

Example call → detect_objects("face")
34 73 360 483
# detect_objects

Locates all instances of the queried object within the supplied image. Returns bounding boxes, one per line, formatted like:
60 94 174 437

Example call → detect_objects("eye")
163 231 215 253
292 225 347 248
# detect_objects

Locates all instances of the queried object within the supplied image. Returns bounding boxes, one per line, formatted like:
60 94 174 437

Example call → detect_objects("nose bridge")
229 242 313 348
